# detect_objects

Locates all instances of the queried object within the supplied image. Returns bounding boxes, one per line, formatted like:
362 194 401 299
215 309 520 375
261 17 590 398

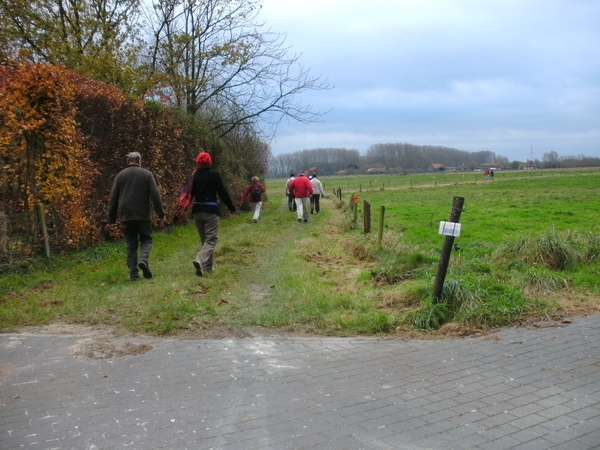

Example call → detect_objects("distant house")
520 160 536 170
366 164 387 174
481 162 502 170
430 163 445 171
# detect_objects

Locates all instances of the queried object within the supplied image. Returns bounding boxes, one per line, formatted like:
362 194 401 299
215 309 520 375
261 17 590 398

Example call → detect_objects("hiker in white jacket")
309 174 324 214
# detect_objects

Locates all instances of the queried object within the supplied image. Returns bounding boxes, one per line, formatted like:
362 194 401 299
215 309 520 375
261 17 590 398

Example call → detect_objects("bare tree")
542 151 560 168
268 148 360 178
144 0 331 139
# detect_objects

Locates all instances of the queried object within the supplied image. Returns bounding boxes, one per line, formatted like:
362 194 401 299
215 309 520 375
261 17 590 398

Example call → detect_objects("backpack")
250 184 262 201
173 169 196 223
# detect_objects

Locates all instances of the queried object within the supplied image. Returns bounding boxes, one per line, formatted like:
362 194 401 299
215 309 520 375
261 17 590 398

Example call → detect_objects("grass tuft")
407 298 452 330
494 231 578 270
371 252 434 285
523 270 569 294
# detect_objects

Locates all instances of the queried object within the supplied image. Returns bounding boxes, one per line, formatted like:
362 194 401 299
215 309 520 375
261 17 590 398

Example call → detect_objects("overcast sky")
259 0 600 162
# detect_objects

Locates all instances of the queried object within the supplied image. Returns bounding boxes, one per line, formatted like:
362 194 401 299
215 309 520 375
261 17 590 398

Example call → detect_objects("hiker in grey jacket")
108 152 165 281
309 174 324 214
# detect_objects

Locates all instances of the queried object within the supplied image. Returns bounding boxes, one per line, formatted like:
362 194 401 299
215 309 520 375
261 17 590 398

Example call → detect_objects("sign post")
433 196 465 302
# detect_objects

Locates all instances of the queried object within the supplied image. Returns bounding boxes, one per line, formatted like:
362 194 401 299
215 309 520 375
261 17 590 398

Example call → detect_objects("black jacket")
108 164 165 223
191 166 236 216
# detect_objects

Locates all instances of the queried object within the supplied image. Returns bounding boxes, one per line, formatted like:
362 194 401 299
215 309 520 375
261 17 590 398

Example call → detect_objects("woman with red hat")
189 151 237 276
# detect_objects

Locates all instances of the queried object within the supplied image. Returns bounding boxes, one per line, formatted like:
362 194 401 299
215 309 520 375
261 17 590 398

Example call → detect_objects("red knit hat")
195 152 212 166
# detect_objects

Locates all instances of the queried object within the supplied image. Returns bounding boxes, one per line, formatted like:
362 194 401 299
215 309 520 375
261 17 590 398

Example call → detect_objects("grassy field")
1 168 599 338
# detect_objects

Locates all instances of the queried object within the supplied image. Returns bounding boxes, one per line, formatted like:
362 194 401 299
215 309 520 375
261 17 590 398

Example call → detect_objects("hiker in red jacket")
241 176 266 223
289 171 313 222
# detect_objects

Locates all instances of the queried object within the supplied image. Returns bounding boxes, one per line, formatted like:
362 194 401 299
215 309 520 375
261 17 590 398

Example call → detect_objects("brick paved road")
1 315 599 449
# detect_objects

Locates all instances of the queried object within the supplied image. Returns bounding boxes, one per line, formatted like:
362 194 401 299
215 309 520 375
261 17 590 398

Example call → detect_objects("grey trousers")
193 211 220 272
123 220 153 279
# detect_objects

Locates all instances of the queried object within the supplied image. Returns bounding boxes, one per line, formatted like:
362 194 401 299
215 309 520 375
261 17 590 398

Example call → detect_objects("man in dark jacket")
108 152 166 281
191 151 237 276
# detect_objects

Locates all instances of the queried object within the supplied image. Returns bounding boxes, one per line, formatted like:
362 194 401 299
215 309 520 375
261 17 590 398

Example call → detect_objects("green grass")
1 168 599 337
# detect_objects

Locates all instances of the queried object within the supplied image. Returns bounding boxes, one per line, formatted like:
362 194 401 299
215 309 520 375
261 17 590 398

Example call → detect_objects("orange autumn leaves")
0 62 213 253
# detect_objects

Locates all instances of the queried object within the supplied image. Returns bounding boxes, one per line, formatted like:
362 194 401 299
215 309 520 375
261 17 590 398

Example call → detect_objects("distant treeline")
269 148 360 178
364 144 502 171
268 144 600 178
268 144 502 178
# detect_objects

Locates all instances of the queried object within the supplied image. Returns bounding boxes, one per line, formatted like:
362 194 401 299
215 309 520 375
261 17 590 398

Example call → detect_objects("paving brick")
536 403 577 421
506 402 547 418
446 431 489 448
575 430 600 447
567 405 600 422
510 424 552 443
510 437 554 450
543 425 589 445
558 439 600 450
476 434 523 450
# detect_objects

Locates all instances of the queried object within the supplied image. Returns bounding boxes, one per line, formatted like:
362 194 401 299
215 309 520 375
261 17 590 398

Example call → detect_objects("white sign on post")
439 221 461 237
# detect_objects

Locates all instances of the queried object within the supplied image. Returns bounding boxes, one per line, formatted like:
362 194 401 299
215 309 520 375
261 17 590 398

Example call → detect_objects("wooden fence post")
377 206 385 248
363 201 371 234
0 211 7 254
36 203 51 258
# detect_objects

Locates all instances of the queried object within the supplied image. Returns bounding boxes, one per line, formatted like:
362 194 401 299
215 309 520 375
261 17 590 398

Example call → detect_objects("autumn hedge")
0 62 246 255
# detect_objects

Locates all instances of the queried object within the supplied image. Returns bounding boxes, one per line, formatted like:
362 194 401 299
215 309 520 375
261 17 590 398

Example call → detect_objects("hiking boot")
138 261 152 279
304 219 308 222
193 261 203 277
253 219 258 223
130 276 139 281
